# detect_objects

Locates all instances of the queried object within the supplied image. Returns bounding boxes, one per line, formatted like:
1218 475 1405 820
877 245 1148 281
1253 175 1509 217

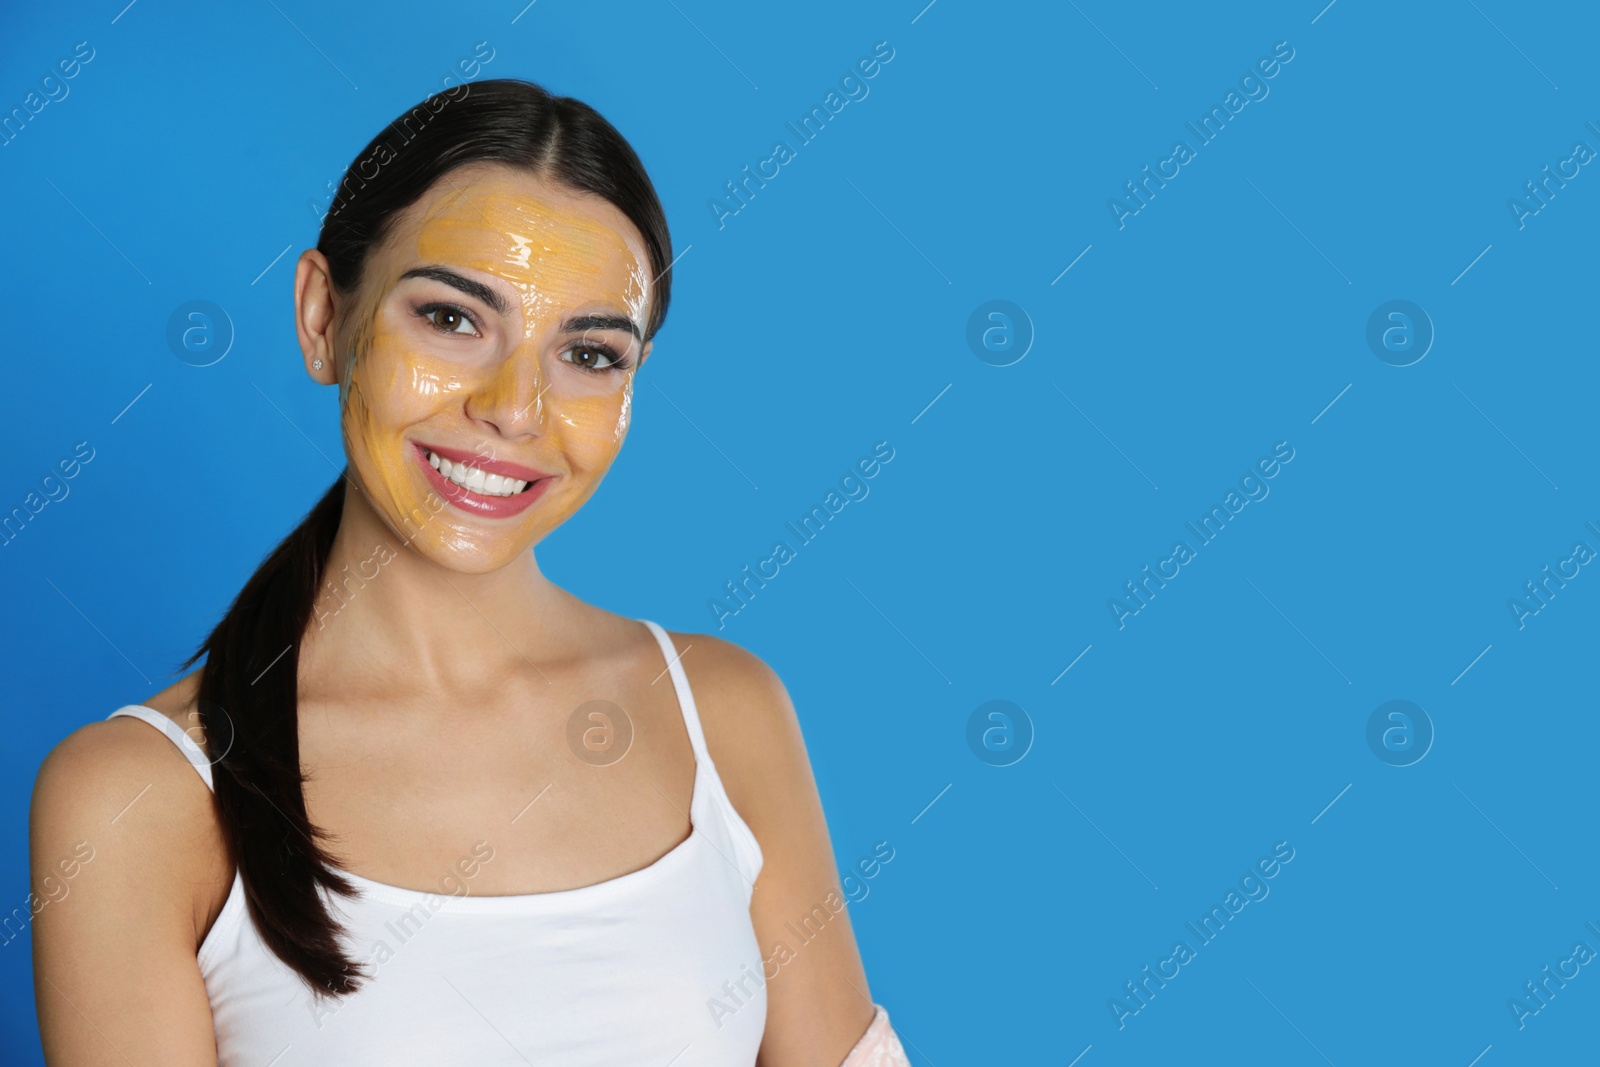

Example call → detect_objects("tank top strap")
638 619 713 769
637 619 764 888
106 705 216 793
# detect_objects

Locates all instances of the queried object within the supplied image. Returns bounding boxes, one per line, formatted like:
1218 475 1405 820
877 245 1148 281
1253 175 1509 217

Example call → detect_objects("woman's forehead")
384 168 650 316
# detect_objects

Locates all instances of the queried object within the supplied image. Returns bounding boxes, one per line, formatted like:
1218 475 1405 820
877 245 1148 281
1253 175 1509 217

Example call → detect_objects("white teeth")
424 449 530 497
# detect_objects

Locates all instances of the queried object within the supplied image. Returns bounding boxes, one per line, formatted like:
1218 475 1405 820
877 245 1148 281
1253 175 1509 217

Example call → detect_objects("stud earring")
313 359 324 370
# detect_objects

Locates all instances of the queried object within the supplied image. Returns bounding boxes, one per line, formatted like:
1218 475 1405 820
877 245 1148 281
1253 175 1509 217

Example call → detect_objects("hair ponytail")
173 79 674 999
178 473 368 995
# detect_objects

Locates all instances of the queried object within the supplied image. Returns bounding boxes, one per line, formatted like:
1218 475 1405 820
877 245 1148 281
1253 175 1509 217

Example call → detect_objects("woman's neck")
298 477 567 703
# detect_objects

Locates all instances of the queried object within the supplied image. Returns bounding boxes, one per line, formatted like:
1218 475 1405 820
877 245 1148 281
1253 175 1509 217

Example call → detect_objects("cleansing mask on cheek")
341 300 479 554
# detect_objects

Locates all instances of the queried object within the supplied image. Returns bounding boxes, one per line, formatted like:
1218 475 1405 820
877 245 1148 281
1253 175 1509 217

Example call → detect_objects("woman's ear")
294 249 339 386
636 339 653 370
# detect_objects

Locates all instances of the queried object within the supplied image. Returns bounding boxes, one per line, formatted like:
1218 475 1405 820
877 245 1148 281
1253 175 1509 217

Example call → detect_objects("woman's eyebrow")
562 314 641 343
399 266 512 316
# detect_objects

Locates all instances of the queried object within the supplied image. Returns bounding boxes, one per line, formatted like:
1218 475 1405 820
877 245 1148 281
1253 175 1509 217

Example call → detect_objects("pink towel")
840 1004 911 1066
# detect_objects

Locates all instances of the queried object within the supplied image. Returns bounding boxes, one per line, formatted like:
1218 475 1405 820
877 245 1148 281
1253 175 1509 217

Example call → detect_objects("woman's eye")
421 305 477 335
563 344 620 371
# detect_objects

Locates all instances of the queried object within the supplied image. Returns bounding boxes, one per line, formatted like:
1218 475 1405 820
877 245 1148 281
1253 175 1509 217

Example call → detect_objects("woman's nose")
464 351 548 439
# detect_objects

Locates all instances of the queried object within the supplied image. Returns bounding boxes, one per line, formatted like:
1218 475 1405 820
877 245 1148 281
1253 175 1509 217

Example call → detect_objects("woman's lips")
412 441 552 519
416 440 551 483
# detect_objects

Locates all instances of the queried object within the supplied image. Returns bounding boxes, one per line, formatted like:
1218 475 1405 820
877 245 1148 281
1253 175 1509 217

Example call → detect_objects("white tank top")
107 619 768 1065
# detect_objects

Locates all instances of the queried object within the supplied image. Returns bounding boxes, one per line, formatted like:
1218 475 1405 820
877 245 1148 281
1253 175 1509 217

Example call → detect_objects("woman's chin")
409 530 539 575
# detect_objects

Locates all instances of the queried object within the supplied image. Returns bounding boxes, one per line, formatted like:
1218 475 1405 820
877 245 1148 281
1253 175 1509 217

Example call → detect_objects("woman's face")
333 164 654 573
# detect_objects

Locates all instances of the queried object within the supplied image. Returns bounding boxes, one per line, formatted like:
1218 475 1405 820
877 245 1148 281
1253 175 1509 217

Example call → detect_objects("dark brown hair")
178 78 673 997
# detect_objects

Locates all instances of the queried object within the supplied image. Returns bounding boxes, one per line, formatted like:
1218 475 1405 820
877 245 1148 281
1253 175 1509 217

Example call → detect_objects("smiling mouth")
423 448 541 497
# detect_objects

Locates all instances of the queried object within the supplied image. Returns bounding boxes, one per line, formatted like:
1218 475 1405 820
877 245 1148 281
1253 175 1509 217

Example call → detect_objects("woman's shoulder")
36 669 208 799
31 669 226 924
661 627 813 834
659 627 789 713
29 668 232 985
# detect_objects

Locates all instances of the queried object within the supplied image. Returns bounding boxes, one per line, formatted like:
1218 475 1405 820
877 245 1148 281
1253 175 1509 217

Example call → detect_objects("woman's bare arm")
682 634 879 1067
30 717 224 1065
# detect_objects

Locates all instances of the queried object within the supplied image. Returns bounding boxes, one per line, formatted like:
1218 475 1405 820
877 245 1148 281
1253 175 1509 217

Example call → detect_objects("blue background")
3 1 1596 1063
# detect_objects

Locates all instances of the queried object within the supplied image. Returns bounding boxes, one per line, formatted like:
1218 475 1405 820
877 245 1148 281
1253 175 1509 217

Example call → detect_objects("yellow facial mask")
336 166 653 572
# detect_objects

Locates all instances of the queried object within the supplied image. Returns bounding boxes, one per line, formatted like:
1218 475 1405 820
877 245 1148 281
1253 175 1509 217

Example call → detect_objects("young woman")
30 79 909 1066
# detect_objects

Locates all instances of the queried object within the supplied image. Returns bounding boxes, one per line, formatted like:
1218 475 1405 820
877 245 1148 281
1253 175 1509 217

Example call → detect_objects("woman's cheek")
406 357 455 400
342 335 454 507
551 383 631 472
